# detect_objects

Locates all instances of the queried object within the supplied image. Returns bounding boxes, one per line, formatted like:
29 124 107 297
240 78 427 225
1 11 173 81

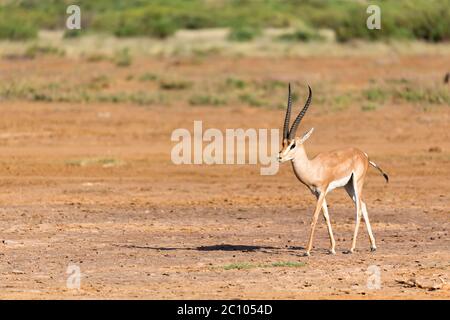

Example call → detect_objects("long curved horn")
283 83 293 141
288 85 312 140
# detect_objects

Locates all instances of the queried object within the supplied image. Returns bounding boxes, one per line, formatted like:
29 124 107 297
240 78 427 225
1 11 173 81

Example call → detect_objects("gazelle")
278 84 388 256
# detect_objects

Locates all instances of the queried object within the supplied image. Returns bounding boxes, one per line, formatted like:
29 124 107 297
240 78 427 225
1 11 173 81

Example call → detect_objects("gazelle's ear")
300 128 314 144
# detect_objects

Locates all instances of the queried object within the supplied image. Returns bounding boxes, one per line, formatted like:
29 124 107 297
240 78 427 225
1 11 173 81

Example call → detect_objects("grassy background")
0 0 449 42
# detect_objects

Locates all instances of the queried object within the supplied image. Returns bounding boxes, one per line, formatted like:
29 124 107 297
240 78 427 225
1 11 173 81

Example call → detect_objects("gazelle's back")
310 147 369 183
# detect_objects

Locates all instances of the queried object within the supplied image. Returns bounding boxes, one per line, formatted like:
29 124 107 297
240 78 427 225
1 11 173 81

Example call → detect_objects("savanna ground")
0 34 449 299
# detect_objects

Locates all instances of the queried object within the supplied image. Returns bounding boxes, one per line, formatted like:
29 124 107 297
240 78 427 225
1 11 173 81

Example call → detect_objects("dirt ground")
0 53 448 299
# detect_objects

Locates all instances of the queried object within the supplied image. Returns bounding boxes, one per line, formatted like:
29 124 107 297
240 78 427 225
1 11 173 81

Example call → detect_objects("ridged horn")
288 85 312 140
282 83 293 141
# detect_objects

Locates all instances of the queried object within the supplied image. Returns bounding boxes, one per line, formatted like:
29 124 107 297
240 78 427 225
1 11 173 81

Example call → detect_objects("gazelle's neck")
291 144 313 184
292 144 310 165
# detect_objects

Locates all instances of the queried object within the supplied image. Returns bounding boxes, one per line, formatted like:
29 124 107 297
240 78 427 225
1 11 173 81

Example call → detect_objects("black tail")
369 160 389 183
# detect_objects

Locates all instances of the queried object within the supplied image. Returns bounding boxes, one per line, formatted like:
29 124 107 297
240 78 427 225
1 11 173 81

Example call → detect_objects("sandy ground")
0 54 448 299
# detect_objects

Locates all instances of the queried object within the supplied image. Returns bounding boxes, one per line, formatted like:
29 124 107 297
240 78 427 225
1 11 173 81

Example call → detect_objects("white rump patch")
327 173 353 193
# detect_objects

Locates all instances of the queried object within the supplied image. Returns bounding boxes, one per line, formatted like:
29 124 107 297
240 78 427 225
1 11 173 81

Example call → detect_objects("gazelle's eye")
290 143 296 150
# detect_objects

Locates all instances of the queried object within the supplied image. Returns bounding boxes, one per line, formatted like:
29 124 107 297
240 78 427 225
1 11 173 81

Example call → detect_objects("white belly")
327 174 352 193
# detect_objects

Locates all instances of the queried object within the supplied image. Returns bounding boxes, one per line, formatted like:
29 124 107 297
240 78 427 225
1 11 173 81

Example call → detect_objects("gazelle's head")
278 84 314 163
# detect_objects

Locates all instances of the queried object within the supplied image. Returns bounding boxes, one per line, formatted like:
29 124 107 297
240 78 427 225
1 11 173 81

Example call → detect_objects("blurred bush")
228 26 262 42
63 29 83 39
278 21 324 42
0 15 37 40
113 48 132 67
0 0 448 42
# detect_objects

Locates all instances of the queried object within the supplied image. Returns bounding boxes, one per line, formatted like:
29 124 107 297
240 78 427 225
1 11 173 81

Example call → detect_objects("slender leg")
361 201 377 251
350 198 362 253
345 179 374 253
321 198 336 254
305 191 326 256
350 178 363 253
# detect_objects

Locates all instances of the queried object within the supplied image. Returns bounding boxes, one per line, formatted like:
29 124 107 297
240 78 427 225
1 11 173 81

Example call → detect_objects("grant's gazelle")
278 84 388 256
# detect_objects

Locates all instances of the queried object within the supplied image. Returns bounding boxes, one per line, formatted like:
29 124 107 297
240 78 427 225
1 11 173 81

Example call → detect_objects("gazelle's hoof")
330 249 336 255
370 246 377 252
304 251 311 257
343 249 354 254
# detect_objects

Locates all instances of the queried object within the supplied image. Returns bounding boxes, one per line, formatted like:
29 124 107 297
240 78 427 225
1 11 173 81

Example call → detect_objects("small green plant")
24 45 65 59
268 261 306 268
96 92 128 104
139 73 158 82
222 261 306 270
128 91 159 106
85 53 109 63
65 157 124 167
239 93 263 107
63 29 83 39
192 47 221 58
331 93 353 112
114 48 132 67
361 103 378 112
259 79 286 92
278 25 323 42
114 16 177 39
0 17 37 40
364 87 389 103
223 263 255 270
159 79 192 90
228 26 262 42
394 86 450 105
87 75 110 90
225 77 246 89
148 17 177 39
189 94 227 106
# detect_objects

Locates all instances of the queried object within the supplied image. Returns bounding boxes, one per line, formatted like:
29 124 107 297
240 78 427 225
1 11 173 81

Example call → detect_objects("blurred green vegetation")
228 25 262 42
1 70 447 110
0 0 449 42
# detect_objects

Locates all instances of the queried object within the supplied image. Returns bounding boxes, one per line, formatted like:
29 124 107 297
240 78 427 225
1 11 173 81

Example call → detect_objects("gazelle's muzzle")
277 154 283 162
277 152 291 163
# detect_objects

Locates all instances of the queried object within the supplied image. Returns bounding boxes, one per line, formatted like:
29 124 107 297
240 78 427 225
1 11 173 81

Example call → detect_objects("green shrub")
85 53 109 63
113 48 132 67
259 79 286 92
364 87 389 102
225 77 246 89
113 17 141 37
0 17 37 40
114 15 177 39
148 17 177 38
228 26 261 42
239 93 263 107
407 2 450 42
139 73 158 82
1 0 449 42
24 45 65 58
159 79 192 90
87 75 110 90
278 24 323 42
394 86 450 105
189 94 227 106
361 103 378 112
63 29 83 39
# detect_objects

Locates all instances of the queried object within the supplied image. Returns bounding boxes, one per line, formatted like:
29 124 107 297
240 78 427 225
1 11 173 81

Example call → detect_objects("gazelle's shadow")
114 243 305 253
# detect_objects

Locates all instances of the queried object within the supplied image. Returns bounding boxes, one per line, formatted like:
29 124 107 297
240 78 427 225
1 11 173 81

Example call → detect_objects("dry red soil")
0 54 448 299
